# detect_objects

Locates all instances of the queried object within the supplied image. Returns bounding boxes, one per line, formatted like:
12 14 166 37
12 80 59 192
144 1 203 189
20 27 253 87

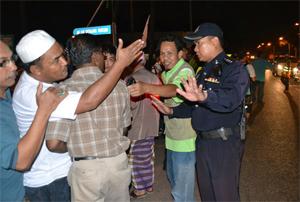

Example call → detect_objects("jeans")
25 177 70 202
166 149 196 202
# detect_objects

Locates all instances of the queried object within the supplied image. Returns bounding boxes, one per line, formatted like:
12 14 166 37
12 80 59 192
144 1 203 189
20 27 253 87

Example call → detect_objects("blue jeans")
25 177 70 202
166 149 196 202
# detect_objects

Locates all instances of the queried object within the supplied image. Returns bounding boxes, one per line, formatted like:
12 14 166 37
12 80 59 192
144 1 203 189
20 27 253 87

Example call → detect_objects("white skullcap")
16 30 56 63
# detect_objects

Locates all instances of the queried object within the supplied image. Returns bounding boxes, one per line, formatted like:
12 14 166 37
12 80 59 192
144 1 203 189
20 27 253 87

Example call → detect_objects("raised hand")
115 38 144 69
36 82 68 114
176 76 208 102
150 95 173 115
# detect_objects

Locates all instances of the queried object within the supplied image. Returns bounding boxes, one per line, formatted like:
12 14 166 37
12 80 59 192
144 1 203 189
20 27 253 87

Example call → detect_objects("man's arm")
75 39 144 114
128 67 194 98
45 117 72 153
151 95 192 118
128 82 177 98
177 65 249 113
247 64 256 81
46 140 67 153
16 84 66 171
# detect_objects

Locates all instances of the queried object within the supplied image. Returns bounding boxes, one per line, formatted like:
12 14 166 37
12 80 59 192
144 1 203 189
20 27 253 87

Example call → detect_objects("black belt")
198 126 239 141
71 156 98 162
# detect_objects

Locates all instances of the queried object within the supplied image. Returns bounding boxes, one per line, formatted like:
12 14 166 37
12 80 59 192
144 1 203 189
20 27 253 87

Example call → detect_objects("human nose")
59 55 68 65
194 46 198 52
159 55 165 63
7 60 17 71
160 53 169 60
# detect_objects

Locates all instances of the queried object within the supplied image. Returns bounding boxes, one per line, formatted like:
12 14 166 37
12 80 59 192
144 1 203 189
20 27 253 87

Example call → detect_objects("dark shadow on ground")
285 91 300 139
247 102 264 125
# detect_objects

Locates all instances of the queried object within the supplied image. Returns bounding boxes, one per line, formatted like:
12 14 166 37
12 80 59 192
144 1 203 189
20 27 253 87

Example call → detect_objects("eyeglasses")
0 54 18 68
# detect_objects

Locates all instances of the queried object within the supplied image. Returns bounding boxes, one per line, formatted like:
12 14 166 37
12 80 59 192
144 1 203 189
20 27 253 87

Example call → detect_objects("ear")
91 52 97 63
211 37 220 47
178 50 184 59
30 65 42 76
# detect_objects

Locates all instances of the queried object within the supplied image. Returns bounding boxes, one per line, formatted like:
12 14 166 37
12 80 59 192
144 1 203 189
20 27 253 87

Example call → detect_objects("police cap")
184 23 223 41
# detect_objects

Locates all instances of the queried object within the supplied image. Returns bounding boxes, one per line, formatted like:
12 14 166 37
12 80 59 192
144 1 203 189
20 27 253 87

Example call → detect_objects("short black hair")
157 34 186 53
17 57 41 73
67 34 102 67
102 43 116 56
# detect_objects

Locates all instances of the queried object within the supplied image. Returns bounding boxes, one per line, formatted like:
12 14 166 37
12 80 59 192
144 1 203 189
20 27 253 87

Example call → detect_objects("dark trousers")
25 177 70 202
196 131 244 202
254 81 265 103
281 77 289 91
250 80 256 102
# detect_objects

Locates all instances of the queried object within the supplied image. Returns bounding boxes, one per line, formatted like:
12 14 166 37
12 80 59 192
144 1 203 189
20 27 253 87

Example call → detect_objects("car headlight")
293 67 298 73
277 64 283 70
283 66 289 72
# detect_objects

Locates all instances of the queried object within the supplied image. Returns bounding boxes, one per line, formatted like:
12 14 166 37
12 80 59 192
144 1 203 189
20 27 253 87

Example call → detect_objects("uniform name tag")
204 77 220 83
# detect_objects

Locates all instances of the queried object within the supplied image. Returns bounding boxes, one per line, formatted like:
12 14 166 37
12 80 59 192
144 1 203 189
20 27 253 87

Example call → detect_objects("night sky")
1 1 299 54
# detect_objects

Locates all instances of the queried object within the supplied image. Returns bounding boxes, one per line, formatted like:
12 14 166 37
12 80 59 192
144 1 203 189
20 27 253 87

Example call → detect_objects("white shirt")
12 72 81 187
246 63 256 79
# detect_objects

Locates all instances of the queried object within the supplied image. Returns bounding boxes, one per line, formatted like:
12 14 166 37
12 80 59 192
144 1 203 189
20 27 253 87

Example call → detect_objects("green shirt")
161 59 194 105
252 58 273 81
161 59 196 152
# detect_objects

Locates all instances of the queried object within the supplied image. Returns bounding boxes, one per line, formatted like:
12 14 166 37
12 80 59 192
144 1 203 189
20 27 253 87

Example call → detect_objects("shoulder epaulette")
223 57 233 64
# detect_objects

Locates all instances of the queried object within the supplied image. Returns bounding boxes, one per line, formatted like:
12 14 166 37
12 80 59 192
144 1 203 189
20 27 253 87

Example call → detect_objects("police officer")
151 23 249 201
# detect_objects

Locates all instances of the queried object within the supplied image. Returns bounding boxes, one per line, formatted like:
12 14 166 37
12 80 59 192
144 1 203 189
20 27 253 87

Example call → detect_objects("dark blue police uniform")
172 51 249 201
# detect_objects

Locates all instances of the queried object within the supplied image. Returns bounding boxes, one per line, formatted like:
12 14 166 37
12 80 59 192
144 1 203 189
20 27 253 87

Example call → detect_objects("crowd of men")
1 22 253 202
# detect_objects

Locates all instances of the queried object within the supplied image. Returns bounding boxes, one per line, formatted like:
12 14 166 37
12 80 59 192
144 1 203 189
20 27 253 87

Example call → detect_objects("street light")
278 36 291 56
293 22 299 57
256 42 274 57
266 42 275 58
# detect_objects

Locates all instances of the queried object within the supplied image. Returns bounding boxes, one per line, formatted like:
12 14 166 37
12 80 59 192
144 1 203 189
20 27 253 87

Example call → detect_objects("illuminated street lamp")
265 42 275 59
256 42 274 58
292 22 299 57
278 36 291 56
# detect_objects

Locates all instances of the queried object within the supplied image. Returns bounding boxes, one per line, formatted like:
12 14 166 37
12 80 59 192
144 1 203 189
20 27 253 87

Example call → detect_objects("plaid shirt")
46 66 131 158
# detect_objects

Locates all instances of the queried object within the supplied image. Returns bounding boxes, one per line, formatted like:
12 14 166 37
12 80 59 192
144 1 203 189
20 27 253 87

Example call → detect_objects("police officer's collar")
205 51 226 69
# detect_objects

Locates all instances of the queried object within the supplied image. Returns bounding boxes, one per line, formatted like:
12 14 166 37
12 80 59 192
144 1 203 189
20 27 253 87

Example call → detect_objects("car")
292 63 300 81
272 56 298 78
